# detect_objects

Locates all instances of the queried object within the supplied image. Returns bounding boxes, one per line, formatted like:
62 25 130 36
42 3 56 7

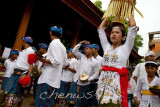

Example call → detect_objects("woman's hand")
37 56 51 64
134 96 140 107
79 40 90 44
99 18 108 29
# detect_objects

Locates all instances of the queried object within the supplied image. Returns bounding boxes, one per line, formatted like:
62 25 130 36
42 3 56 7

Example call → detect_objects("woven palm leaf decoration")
102 0 143 25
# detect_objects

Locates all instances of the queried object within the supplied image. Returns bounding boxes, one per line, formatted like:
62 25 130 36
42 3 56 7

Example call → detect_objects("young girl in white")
136 61 160 107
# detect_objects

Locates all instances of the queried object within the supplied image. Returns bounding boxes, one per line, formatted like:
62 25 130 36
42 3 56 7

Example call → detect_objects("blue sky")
91 0 160 56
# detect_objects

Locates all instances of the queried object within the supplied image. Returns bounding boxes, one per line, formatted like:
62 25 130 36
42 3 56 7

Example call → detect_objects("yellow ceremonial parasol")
102 0 143 25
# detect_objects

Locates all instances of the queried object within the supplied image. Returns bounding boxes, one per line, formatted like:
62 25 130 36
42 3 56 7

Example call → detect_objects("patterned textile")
66 82 77 104
76 84 90 107
4 74 24 106
5 94 23 107
66 82 90 107
99 102 121 107
101 66 129 107
88 82 98 107
96 71 122 104
1 77 9 90
58 81 71 98
4 74 23 95
35 83 58 107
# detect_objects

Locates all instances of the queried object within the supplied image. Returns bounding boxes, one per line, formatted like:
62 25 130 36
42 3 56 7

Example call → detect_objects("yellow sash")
142 90 155 95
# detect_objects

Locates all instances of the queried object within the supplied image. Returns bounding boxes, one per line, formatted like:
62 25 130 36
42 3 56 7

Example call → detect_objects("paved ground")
21 93 34 107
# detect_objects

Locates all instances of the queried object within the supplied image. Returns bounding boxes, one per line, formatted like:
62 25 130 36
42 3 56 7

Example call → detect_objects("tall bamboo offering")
102 0 143 25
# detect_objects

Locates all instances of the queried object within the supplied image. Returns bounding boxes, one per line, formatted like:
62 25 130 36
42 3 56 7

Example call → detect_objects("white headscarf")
145 51 155 57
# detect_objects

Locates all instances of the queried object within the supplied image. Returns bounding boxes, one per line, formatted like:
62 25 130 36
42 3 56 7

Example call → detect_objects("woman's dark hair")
126 67 133 73
121 29 126 37
145 63 159 77
111 26 126 37
120 29 126 44
145 63 158 68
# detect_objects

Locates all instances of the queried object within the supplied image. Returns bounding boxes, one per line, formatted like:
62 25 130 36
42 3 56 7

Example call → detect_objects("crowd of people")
0 14 160 107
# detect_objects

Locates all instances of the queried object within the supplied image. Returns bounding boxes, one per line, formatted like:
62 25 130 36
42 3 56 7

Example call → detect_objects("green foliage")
124 20 129 33
109 16 115 22
61 39 71 49
134 34 143 50
138 58 145 63
93 0 105 13
94 0 102 10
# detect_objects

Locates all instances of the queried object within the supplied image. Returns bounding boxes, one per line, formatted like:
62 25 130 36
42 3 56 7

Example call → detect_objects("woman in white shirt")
96 15 138 107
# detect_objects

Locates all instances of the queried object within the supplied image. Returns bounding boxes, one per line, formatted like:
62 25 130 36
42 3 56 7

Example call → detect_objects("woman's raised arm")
129 15 136 27
99 18 108 29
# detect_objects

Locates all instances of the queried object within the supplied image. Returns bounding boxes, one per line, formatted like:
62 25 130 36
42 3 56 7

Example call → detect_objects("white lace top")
96 26 138 104
137 76 160 107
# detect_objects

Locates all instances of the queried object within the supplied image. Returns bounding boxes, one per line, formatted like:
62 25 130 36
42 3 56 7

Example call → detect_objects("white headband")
112 26 125 32
145 51 155 57
145 61 157 66
112 26 121 30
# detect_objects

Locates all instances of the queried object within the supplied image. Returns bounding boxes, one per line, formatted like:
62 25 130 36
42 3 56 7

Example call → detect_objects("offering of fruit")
149 85 160 95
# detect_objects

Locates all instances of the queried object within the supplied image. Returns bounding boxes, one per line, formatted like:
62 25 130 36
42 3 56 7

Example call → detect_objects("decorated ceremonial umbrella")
102 0 143 25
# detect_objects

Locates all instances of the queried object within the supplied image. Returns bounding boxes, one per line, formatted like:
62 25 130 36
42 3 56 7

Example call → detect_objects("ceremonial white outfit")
132 63 147 82
38 39 68 88
72 43 99 86
3 59 16 77
61 58 78 82
137 76 160 107
14 47 34 71
96 26 138 104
